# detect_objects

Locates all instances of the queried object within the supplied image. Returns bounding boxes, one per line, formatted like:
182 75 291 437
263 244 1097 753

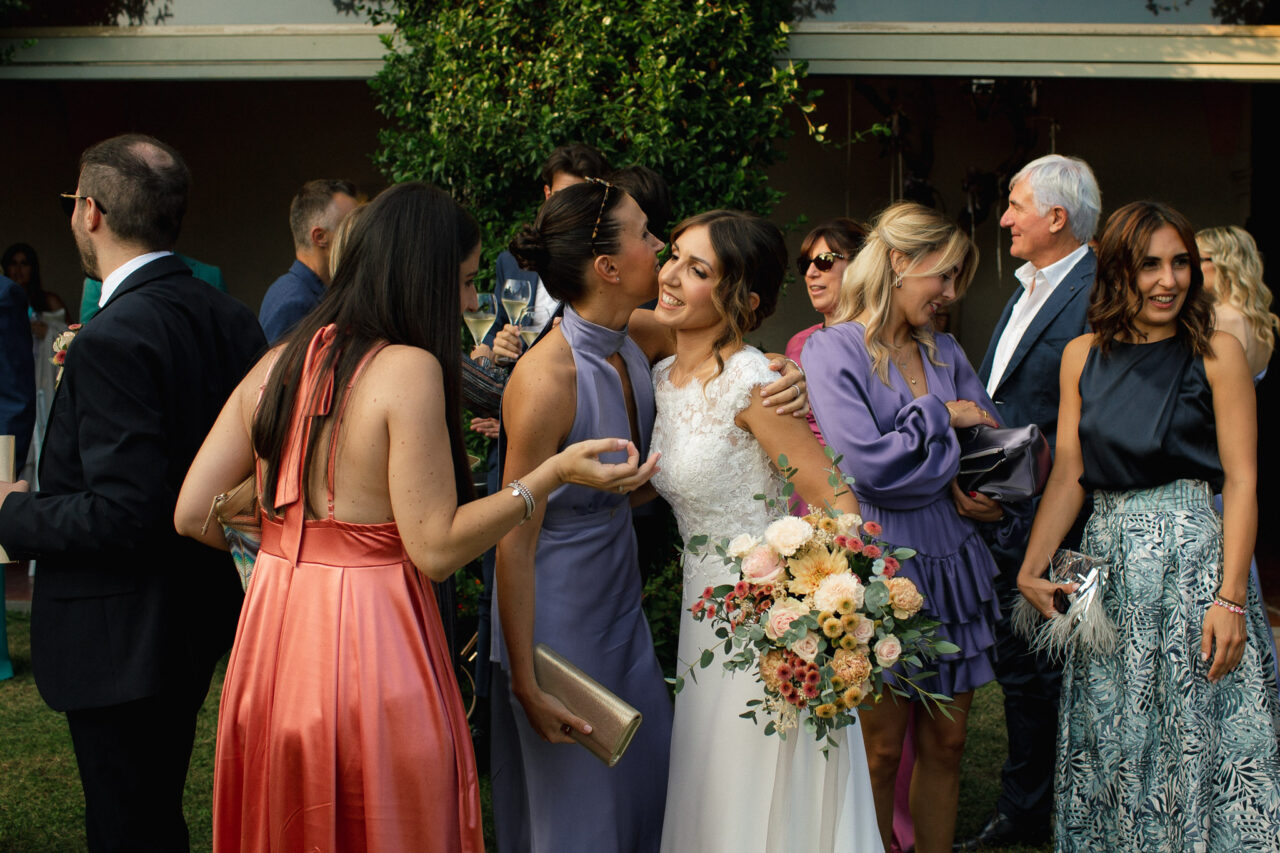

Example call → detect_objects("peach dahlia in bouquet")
671 457 959 749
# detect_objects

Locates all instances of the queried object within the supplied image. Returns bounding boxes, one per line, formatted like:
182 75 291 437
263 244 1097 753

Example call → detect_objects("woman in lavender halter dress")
648 211 881 853
493 183 812 852
495 181 672 853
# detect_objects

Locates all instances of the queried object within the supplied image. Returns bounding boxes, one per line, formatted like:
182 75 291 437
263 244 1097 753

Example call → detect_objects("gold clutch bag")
533 643 642 767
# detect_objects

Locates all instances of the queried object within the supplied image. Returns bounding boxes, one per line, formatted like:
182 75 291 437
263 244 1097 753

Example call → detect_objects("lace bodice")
651 347 784 593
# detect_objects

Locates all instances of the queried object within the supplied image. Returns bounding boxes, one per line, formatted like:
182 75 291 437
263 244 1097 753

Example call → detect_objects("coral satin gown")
213 326 483 851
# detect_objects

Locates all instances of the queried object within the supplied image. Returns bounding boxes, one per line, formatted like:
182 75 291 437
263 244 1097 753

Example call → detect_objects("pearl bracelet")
1212 597 1246 616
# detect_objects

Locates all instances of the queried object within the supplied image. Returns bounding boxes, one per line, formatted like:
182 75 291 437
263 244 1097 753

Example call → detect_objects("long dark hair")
252 182 475 513
668 210 786 377
1090 200 1213 355
2 242 50 311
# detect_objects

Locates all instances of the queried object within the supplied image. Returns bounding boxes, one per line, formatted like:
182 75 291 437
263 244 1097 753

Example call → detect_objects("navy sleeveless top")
1077 336 1222 492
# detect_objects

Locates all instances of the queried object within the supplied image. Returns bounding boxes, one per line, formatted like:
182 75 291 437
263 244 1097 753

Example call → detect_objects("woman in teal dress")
1018 201 1280 852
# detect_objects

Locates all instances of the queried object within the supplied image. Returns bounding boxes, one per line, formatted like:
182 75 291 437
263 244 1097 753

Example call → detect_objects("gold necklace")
887 339 917 385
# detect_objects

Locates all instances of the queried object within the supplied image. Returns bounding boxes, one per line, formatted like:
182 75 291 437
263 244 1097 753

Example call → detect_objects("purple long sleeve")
804 322 1000 511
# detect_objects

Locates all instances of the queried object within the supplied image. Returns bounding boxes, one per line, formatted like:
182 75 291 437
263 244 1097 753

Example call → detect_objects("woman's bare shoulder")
504 328 577 436
507 328 575 392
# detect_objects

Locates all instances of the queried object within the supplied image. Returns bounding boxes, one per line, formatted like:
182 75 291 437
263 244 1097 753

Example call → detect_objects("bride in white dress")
648 211 883 853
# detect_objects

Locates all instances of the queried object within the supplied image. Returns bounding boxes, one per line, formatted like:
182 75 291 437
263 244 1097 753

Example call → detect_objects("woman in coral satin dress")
176 183 656 851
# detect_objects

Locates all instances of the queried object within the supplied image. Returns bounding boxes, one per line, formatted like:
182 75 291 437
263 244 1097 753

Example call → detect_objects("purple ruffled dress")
804 322 1002 697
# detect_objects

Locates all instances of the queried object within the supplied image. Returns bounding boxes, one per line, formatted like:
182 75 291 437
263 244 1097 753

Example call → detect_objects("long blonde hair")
830 202 978 384
1195 225 1279 351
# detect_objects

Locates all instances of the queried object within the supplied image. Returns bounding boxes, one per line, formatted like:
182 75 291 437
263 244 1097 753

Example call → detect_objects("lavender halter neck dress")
496 305 673 853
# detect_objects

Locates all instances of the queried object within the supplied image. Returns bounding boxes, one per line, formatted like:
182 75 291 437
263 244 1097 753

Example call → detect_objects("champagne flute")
501 278 532 326
518 313 541 350
463 292 497 348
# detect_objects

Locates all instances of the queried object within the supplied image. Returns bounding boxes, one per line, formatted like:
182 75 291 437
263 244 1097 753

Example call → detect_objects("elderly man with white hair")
954 154 1101 851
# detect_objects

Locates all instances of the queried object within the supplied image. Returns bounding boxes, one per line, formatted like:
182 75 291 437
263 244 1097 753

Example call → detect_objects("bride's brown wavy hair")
1089 201 1213 355
668 209 785 378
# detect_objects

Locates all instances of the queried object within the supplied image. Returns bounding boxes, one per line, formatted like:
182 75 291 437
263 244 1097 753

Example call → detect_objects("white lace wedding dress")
650 347 882 853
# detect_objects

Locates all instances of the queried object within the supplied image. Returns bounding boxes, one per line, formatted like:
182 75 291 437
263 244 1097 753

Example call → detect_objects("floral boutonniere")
52 323 82 386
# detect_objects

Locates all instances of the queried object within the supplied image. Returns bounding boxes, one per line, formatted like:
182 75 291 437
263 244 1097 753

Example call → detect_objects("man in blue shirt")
258 179 358 344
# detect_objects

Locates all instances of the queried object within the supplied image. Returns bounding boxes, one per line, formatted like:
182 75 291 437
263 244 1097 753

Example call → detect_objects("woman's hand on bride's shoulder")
762 355 808 416
554 438 660 494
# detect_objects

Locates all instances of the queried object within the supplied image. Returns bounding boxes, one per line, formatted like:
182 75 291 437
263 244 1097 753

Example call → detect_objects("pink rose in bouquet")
764 598 808 640
874 634 903 668
742 545 785 585
790 630 821 663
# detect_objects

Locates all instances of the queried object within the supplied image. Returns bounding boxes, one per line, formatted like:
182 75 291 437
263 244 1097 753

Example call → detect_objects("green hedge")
367 0 821 260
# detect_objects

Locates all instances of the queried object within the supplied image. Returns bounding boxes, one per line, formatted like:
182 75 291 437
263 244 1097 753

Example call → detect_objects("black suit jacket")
0 255 266 711
978 249 1095 454
977 249 1094 563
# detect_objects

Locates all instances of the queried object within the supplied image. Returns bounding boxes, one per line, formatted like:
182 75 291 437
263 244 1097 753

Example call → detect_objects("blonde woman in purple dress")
804 202 1022 853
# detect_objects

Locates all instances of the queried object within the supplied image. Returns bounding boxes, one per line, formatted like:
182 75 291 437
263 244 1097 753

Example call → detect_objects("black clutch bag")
956 423 1051 501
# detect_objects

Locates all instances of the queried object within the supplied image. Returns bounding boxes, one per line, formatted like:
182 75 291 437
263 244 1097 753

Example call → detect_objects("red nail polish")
969 491 979 498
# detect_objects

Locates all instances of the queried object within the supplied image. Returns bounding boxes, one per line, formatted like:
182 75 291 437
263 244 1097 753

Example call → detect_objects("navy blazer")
0 275 35 465
0 256 265 711
978 249 1095 454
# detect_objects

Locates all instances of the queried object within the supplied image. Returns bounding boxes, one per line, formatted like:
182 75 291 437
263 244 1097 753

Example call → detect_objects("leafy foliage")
642 555 685 683
1144 0 1280 22
366 0 819 258
0 0 171 25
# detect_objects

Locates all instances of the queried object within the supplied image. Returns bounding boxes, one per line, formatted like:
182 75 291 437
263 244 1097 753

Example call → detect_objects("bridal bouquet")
672 459 958 747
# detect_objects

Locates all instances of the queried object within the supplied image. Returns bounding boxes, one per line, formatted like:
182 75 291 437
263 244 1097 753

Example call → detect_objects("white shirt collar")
99 251 175 307
1012 242 1088 295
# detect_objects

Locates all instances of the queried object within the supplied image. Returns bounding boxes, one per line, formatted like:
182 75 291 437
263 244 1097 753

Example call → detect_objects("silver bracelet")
507 479 535 523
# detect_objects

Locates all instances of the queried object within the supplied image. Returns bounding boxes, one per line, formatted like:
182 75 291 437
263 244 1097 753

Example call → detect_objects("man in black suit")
0 134 265 851
955 154 1100 851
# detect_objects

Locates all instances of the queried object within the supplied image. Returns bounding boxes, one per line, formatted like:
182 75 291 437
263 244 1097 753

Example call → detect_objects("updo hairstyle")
509 179 629 303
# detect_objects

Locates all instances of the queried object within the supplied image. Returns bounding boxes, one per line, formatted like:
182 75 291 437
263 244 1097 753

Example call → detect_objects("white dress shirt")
527 277 560 328
98 251 174 307
985 243 1088 396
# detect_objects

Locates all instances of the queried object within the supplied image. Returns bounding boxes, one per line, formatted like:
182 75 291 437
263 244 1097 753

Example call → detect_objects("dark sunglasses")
60 193 107 218
796 250 846 277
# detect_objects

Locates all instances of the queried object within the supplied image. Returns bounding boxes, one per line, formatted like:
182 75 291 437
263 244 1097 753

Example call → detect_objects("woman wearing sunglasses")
786 219 867 435
785 219 866 515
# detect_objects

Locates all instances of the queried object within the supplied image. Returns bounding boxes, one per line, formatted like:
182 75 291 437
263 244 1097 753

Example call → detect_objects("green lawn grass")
0 610 1049 852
